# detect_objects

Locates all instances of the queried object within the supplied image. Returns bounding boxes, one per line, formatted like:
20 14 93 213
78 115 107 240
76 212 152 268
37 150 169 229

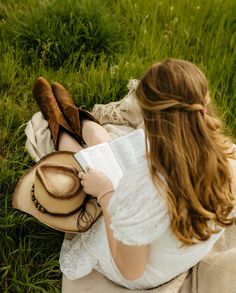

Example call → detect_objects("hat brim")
13 151 96 233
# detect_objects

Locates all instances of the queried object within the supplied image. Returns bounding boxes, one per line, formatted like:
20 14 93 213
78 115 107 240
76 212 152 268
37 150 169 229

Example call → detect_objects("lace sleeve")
108 163 170 246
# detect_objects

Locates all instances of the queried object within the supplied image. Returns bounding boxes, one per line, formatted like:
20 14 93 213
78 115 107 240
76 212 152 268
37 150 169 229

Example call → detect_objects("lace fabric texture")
108 160 170 246
59 158 171 289
60 234 96 279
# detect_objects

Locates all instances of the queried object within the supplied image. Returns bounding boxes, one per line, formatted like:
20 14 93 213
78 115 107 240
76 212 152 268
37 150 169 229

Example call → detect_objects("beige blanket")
25 80 236 292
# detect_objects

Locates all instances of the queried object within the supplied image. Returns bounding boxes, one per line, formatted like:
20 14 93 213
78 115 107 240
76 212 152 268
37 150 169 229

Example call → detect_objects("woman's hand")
78 168 114 198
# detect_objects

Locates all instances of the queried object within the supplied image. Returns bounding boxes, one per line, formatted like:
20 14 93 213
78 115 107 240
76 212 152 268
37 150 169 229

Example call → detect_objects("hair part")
135 59 236 245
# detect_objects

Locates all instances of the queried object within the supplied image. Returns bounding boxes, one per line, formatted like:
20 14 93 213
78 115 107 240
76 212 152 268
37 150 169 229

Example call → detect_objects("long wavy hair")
135 59 236 245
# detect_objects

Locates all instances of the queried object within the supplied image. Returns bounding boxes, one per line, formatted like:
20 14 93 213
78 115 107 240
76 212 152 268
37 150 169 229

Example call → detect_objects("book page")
74 142 123 188
109 129 146 173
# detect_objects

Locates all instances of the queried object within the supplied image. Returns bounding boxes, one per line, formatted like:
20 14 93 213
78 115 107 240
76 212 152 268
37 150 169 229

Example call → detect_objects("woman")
38 59 236 290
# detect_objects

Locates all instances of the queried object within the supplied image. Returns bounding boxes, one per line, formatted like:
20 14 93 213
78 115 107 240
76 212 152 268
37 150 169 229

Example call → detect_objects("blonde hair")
135 59 236 245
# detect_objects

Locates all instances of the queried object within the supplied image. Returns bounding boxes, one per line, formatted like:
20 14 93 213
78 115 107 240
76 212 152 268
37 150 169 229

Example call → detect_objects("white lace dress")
59 156 225 290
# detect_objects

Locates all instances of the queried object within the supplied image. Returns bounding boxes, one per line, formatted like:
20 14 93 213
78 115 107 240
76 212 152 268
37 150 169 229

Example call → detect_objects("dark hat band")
31 185 83 217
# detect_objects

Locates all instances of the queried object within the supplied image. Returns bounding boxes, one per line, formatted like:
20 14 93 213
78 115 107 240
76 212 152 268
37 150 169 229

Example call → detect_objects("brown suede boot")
51 82 100 140
33 77 76 149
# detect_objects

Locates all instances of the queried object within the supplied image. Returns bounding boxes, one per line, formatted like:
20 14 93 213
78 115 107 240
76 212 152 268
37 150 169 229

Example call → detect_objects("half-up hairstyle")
135 59 236 245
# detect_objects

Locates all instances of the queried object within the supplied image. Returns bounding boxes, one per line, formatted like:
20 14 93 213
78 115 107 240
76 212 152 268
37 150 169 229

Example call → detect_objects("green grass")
1 0 236 291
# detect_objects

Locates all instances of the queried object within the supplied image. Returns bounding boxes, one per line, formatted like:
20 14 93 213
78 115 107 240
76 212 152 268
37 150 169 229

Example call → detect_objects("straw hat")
13 151 101 233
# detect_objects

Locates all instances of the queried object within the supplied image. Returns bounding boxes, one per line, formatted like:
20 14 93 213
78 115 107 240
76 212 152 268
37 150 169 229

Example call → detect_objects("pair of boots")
33 77 99 149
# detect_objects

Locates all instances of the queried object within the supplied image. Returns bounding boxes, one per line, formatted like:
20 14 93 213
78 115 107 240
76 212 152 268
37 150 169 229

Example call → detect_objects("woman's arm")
99 191 149 281
79 168 149 280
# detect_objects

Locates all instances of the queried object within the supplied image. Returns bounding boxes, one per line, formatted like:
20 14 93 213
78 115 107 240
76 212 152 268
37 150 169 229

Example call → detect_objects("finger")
78 171 85 179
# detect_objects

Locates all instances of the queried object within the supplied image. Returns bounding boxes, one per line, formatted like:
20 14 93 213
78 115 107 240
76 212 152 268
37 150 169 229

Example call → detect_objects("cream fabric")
25 79 236 292
92 79 143 129
25 111 55 162
194 224 236 293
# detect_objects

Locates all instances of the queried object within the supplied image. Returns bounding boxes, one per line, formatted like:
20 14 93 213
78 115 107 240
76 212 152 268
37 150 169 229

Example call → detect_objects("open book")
74 129 146 188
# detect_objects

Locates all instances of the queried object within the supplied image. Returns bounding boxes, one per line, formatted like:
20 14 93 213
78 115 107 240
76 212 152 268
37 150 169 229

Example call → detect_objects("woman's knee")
82 119 110 146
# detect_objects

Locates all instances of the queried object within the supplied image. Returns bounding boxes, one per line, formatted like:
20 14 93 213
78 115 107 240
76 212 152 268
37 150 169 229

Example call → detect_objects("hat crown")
37 164 81 199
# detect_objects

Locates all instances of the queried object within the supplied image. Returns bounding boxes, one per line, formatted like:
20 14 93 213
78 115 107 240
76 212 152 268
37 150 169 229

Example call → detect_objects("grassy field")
1 0 236 291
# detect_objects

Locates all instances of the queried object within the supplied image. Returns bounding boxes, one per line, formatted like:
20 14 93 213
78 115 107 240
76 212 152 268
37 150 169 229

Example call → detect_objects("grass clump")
2 0 126 69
